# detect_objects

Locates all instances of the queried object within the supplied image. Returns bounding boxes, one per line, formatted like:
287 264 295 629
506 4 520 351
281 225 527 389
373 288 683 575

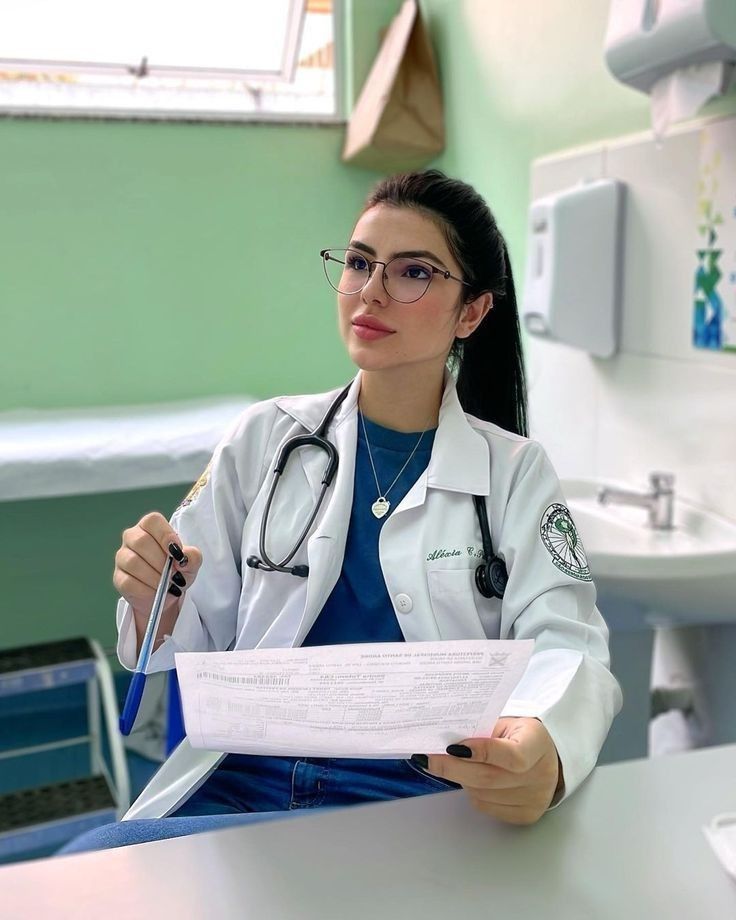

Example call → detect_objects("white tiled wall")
526 114 736 523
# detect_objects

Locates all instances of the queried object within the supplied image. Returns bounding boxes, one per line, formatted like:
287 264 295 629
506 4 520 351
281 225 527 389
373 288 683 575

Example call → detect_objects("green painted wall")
0 121 366 411
3 0 736 657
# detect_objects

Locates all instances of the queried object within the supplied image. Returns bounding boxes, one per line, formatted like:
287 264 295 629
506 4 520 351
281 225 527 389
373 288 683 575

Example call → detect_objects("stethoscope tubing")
248 385 351 576
258 474 330 572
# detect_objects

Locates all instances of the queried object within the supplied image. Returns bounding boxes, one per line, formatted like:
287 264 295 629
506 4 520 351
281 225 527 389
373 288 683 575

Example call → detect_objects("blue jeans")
56 755 459 856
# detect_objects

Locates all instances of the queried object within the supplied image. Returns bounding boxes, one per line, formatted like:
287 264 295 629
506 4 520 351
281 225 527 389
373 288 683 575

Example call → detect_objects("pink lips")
352 315 395 340
353 325 393 341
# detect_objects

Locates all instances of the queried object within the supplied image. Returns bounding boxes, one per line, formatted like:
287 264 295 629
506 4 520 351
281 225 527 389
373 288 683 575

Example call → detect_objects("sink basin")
560 479 736 624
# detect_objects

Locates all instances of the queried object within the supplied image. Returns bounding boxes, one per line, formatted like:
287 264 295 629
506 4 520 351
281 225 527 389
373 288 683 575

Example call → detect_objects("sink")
560 479 736 624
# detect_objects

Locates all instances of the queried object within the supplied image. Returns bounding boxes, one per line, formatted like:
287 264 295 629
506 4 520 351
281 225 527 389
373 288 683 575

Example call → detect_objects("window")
0 0 343 121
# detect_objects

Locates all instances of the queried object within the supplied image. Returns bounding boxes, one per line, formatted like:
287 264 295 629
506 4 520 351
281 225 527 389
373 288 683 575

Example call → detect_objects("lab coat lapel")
391 369 490 517
277 373 360 498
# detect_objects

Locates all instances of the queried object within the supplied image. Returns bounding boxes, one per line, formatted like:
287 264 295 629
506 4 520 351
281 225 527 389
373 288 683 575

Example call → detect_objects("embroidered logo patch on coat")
540 503 592 581
178 462 211 511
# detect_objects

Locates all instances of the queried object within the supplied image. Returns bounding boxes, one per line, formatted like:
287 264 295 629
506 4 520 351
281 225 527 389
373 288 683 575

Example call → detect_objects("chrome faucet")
597 472 675 530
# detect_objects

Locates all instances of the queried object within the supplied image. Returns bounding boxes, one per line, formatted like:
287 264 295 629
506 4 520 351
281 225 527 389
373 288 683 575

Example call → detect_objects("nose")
361 261 389 303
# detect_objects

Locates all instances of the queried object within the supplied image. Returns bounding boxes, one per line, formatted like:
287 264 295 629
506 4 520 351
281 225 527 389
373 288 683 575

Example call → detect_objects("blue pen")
119 554 175 736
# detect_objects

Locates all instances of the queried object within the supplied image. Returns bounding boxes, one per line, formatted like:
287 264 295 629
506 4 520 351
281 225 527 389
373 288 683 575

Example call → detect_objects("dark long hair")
363 169 528 438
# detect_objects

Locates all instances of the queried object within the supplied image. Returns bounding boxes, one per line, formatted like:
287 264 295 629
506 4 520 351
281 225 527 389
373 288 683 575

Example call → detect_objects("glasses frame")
320 248 471 304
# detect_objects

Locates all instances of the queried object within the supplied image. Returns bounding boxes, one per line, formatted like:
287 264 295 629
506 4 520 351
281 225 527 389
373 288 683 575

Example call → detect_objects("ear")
455 292 493 340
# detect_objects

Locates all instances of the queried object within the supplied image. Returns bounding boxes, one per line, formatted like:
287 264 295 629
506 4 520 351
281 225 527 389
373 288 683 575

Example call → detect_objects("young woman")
58 169 621 855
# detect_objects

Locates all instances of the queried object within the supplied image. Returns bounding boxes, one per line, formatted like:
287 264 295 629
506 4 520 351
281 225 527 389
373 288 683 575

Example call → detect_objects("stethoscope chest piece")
475 555 508 600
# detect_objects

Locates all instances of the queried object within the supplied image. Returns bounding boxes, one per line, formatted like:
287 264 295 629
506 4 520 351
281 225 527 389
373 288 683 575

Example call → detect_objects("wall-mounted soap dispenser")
521 178 625 360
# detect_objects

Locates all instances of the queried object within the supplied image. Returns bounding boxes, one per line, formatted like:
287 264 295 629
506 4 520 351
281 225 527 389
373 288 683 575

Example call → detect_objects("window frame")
0 0 348 124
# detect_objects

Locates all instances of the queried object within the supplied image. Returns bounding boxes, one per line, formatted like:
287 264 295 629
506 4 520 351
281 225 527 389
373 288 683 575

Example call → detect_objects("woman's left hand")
416 717 563 826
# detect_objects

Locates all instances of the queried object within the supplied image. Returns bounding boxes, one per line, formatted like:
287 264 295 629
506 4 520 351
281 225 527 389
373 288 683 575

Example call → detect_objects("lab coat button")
395 593 413 613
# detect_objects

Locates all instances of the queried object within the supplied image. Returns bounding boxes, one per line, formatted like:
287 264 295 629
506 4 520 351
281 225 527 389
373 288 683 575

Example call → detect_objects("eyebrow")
349 240 449 272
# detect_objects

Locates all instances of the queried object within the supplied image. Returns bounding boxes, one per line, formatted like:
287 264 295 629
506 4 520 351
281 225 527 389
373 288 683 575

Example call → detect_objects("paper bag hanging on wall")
342 0 444 172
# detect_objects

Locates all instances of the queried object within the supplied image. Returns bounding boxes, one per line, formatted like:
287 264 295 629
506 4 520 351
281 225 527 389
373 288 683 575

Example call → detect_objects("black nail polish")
446 744 472 758
172 571 186 588
167 584 182 597
410 754 428 769
168 542 185 562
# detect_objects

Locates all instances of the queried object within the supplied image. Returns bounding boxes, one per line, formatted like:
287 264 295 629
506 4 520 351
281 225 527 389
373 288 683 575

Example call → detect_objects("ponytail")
453 242 528 437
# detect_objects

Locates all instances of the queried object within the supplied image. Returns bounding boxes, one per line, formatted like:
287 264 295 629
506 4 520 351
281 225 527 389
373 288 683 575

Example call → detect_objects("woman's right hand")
113 512 203 650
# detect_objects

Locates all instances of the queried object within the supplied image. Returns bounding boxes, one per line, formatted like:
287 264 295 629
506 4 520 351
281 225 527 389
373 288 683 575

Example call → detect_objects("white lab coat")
117 368 622 820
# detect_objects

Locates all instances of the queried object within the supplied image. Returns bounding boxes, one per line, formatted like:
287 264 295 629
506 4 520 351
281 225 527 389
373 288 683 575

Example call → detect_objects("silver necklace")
359 409 431 519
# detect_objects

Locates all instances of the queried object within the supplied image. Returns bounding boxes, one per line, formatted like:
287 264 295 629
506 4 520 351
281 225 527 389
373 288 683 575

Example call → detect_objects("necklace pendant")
371 497 390 519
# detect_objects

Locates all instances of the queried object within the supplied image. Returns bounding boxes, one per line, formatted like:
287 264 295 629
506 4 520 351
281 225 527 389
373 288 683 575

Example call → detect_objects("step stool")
0 637 130 859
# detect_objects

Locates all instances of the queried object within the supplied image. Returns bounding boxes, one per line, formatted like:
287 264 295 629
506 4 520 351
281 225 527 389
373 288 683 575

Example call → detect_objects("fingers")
174 543 202 577
467 785 551 808
114 511 202 610
466 772 558 824
465 795 545 826
114 545 165 594
418 752 556 825
423 736 545 785
418 752 557 826
418 718 560 818
130 512 202 574
114 541 180 606
138 512 185 564
423 757 527 790
470 718 554 772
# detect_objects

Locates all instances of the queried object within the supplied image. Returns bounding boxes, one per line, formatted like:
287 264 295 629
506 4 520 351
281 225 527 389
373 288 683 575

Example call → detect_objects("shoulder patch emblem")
540 503 592 582
178 462 212 511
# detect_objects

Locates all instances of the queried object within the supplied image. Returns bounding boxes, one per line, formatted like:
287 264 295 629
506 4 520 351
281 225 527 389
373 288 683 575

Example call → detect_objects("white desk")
2 745 735 919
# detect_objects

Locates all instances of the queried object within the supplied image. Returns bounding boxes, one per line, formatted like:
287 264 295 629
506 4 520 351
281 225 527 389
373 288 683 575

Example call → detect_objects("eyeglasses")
320 248 470 304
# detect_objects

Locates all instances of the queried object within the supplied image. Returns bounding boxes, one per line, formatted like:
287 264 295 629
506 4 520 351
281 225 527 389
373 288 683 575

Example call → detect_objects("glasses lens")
322 249 369 294
384 257 433 303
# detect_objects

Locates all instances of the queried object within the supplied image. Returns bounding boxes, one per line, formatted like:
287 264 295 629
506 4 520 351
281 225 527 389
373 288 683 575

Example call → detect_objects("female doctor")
58 169 621 856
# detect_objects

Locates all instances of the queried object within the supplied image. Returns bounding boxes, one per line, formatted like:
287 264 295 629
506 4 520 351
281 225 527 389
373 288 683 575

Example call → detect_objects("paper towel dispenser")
604 0 736 94
521 179 625 360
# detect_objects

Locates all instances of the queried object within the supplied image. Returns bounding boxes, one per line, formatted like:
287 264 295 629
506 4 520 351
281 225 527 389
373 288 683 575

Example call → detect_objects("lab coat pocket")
427 568 486 640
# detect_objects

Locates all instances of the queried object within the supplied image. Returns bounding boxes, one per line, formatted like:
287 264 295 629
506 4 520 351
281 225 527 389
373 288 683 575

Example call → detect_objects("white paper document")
175 639 534 758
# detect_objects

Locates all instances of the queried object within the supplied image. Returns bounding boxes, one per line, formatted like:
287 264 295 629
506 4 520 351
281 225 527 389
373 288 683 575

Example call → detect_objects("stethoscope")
246 385 509 599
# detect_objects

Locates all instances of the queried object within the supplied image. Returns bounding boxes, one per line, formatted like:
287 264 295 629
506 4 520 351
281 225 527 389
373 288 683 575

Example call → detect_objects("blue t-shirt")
303 413 436 645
